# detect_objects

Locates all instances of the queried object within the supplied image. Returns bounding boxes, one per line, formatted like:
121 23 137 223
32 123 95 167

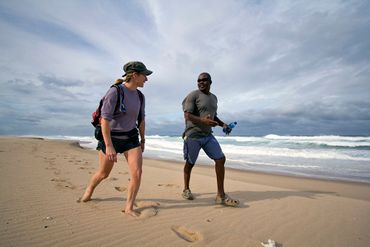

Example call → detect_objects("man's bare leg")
215 157 226 198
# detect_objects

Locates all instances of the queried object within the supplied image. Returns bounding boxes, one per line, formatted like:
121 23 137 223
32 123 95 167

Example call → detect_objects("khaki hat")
122 61 153 77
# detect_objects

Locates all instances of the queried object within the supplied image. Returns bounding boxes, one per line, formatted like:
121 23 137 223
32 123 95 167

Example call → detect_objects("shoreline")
1 137 370 246
143 157 370 202
74 137 370 201
10 134 370 184
146 156 370 185
81 138 370 185
18 135 370 193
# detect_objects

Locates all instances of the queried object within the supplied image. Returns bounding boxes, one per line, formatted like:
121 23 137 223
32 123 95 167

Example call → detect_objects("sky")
0 0 370 137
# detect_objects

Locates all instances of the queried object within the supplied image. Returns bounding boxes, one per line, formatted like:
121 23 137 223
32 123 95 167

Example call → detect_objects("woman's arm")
138 119 145 152
101 118 117 162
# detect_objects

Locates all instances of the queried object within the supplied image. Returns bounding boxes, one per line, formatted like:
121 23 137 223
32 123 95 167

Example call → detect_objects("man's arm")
214 116 228 129
184 112 218 127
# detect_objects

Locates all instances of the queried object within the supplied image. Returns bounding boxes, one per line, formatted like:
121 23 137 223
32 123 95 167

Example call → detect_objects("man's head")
197 72 212 93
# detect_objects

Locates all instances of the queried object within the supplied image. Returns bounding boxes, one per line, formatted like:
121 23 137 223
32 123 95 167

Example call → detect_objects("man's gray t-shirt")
182 89 218 138
101 84 145 134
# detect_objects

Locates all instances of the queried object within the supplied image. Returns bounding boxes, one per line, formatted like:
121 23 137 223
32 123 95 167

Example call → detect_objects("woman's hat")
122 61 153 77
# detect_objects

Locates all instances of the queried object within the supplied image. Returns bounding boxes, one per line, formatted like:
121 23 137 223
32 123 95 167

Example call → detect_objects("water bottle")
223 121 237 135
228 122 237 129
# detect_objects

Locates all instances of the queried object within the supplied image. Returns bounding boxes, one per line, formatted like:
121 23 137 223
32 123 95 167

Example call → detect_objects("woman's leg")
123 146 143 216
81 151 114 202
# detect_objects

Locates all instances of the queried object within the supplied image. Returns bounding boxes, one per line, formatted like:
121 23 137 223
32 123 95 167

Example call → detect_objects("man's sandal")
182 189 194 200
215 194 239 207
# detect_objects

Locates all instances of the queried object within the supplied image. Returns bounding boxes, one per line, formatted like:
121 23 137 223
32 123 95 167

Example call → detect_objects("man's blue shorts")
183 134 225 165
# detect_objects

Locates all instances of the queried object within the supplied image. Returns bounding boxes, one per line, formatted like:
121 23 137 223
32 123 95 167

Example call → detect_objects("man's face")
197 74 211 93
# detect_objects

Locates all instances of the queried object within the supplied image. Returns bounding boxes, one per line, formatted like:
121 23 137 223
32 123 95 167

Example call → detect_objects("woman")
81 61 152 217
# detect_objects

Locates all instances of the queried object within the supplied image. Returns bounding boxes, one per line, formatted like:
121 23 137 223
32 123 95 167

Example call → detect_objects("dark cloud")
0 3 96 50
38 74 85 88
0 1 369 137
0 75 97 136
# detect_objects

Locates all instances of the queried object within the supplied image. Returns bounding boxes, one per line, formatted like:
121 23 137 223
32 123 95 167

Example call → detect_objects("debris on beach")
261 239 276 247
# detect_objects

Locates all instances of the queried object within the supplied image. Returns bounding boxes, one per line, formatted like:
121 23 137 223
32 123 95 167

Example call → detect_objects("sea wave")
24 134 370 183
145 135 370 162
221 145 370 161
264 134 370 147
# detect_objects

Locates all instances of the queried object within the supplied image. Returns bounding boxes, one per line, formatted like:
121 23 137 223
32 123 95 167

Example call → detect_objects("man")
181 72 239 207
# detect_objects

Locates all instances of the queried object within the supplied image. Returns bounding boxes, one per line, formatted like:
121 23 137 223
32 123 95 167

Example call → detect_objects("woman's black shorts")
97 135 140 154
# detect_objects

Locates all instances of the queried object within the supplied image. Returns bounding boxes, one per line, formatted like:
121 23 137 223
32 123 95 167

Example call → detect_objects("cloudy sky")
0 0 369 137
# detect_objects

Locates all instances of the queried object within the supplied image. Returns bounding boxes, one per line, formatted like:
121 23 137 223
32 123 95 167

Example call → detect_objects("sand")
0 137 369 247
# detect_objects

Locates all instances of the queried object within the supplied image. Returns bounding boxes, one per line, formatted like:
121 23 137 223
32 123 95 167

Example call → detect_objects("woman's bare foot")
123 209 140 217
80 189 92 202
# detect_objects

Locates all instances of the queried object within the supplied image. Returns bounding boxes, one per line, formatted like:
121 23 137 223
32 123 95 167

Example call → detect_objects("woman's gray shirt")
101 84 145 133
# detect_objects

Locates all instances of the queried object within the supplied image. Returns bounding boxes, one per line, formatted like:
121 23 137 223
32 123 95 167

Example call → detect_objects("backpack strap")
115 85 144 127
92 84 144 129
111 84 121 113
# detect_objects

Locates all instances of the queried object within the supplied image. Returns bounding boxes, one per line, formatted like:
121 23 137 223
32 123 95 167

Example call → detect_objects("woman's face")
134 72 147 88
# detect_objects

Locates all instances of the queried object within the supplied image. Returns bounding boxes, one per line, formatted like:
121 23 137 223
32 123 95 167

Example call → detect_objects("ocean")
43 134 370 184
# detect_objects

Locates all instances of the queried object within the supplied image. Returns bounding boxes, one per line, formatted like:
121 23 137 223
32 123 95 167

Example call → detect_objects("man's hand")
202 115 218 127
223 124 232 135
223 126 232 135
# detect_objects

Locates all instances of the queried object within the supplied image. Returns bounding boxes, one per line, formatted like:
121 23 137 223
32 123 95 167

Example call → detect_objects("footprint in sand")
135 200 161 208
50 178 64 182
123 201 161 219
157 184 179 188
121 207 158 219
50 178 76 190
114 186 126 192
171 225 202 242
137 207 158 218
45 167 57 171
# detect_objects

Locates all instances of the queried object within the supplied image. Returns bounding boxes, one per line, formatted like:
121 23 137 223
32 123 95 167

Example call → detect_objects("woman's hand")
140 139 145 152
105 144 117 162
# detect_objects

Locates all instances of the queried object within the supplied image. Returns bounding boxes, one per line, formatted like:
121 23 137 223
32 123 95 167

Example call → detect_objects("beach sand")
0 137 369 247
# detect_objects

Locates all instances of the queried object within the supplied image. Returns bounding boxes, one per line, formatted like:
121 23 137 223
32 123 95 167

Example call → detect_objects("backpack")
92 83 144 141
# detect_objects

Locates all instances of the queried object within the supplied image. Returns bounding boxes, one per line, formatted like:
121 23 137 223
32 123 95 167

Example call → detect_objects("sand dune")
0 137 369 246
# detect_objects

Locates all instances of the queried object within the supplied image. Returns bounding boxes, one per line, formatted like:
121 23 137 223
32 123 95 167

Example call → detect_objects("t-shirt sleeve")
140 94 145 119
182 92 196 113
101 87 118 121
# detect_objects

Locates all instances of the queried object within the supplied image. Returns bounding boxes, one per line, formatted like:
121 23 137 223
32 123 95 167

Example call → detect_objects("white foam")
25 134 370 183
